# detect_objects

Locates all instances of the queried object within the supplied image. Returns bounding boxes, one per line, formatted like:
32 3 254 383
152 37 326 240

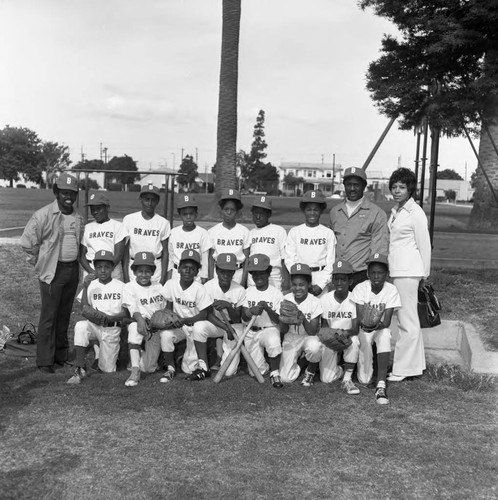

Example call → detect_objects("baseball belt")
309 265 325 272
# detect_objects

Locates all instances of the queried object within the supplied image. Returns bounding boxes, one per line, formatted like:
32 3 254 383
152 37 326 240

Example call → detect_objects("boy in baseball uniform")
351 253 402 405
167 193 212 283
285 190 336 296
122 251 168 387
248 195 289 291
242 254 284 388
80 192 126 281
279 264 323 387
67 250 128 384
160 249 213 382
122 184 171 285
203 253 246 377
319 260 361 394
208 189 250 286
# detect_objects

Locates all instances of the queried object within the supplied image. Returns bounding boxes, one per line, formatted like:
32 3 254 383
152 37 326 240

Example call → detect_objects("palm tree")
208 0 241 218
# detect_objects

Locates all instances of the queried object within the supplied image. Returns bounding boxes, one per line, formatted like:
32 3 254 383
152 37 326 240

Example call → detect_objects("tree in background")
444 189 457 202
360 0 498 229
177 154 198 191
241 110 280 194
0 126 43 187
106 155 139 189
72 159 105 189
209 0 241 218
283 172 304 196
437 169 464 180
42 141 71 188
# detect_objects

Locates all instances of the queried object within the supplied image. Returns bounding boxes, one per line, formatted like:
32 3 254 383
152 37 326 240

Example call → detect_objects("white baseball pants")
280 333 322 383
319 336 360 383
357 328 391 384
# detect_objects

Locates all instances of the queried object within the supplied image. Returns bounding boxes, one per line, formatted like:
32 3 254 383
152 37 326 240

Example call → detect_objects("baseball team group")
20 165 431 405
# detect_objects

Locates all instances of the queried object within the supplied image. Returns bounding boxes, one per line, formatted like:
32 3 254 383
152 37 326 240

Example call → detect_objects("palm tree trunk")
207 0 241 219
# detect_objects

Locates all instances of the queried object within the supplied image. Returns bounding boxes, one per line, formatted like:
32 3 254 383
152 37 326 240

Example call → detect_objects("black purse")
4 323 38 357
418 284 441 328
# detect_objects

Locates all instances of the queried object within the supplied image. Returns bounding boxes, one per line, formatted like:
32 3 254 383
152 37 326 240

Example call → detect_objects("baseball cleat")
375 386 389 405
125 367 140 387
160 369 176 383
301 370 315 388
66 367 87 384
342 379 360 395
185 368 210 381
270 374 284 388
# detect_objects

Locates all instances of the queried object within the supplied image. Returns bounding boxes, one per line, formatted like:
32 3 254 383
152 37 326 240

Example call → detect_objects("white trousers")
74 320 121 372
280 333 322 383
392 277 426 377
319 336 360 383
357 328 391 384
244 326 282 376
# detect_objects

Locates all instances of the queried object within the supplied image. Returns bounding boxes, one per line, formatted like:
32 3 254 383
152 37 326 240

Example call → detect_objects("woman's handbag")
4 323 38 357
418 283 442 328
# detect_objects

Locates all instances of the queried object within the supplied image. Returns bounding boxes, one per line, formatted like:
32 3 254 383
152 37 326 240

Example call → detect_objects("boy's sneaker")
160 369 175 383
301 370 315 388
125 367 140 387
342 379 360 395
185 368 210 381
270 374 284 389
67 367 86 385
375 386 389 405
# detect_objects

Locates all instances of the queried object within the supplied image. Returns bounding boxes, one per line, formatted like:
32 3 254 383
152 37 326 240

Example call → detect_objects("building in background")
278 162 343 196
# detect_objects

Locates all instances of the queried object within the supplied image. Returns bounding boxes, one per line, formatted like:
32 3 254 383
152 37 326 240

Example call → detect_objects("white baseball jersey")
82 219 126 262
320 291 357 330
244 285 283 329
208 222 250 266
285 223 336 289
123 281 167 319
282 292 322 335
122 211 171 259
168 225 212 279
204 278 246 322
162 279 212 318
249 223 287 268
350 280 402 312
86 278 125 316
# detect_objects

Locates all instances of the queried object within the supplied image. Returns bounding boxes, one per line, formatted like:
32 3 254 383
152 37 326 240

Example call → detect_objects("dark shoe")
91 359 99 371
54 360 74 370
185 368 210 381
38 366 55 374
270 374 284 389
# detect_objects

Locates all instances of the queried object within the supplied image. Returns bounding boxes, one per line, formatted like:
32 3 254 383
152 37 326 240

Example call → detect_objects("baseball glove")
82 305 108 327
317 327 352 352
148 309 180 332
279 299 304 325
361 303 385 330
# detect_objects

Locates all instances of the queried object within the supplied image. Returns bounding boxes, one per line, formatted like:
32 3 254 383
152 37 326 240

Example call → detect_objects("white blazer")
387 197 431 278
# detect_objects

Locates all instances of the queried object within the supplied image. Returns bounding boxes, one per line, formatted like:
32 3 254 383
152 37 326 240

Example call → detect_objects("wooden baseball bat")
213 316 256 384
219 309 265 383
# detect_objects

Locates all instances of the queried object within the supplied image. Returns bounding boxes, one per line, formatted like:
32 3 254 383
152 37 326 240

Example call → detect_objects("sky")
0 0 478 180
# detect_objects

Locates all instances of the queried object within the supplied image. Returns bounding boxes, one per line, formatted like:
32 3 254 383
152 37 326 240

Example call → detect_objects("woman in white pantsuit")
387 168 431 381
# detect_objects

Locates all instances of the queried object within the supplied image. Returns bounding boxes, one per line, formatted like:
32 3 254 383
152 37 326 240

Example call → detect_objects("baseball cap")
179 249 201 265
93 249 114 262
332 260 354 275
343 167 367 183
299 190 327 209
247 253 271 272
216 253 238 271
367 253 389 267
218 188 243 209
289 263 312 277
55 173 79 192
252 195 272 211
132 251 157 269
140 184 160 198
85 192 110 206
177 193 198 209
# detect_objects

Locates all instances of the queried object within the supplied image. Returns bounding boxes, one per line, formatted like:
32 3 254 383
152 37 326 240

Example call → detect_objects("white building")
279 162 343 196
419 179 474 202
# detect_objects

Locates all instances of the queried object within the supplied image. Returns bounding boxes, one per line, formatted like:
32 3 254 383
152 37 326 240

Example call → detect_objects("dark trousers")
37 261 79 367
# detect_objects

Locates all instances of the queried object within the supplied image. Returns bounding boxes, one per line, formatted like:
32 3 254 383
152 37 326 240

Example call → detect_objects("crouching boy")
279 264 323 387
159 249 213 382
351 253 401 405
319 260 360 394
68 250 128 384
242 254 284 388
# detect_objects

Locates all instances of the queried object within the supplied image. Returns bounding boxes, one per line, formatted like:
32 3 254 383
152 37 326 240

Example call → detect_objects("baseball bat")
219 309 265 384
213 316 256 384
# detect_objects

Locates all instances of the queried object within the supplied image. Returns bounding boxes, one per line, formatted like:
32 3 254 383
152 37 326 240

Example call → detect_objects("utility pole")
100 143 103 162
332 153 336 194
181 148 184 162
195 148 198 165
80 146 85 162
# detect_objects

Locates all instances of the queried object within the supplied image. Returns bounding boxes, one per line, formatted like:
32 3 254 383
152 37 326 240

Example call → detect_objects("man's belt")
309 265 325 272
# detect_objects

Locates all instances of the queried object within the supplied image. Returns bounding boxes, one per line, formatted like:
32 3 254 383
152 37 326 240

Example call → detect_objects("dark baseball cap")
343 167 367 182
252 195 272 211
332 260 354 275
177 193 198 209
289 263 312 277
55 173 79 192
216 253 238 271
93 249 114 262
180 249 201 265
140 184 161 198
132 251 157 270
367 253 389 267
85 192 110 206
247 253 271 272
299 190 327 210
